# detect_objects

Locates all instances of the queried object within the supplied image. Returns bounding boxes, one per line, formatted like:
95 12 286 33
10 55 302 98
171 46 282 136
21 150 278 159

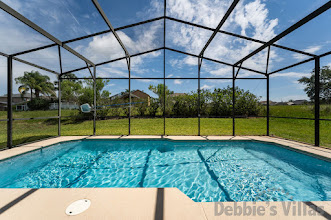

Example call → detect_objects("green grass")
0 105 330 149
0 109 79 120
269 104 331 119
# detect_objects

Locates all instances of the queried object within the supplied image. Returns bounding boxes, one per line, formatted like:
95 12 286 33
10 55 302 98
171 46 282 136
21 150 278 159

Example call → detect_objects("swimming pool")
0 140 330 202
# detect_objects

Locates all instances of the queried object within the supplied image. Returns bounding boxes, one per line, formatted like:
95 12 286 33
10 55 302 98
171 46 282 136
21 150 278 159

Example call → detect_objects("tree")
148 84 174 103
298 66 331 103
60 73 82 102
15 71 56 99
148 84 174 115
78 79 110 106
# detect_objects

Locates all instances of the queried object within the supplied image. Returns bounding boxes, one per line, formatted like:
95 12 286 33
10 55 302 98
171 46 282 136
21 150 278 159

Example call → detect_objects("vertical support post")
266 74 270 136
93 65 97 135
232 66 235 136
57 46 62 136
163 51 166 136
266 46 271 136
127 58 131 135
198 57 202 136
58 76 61 136
314 57 320 146
163 0 166 136
7 56 13 149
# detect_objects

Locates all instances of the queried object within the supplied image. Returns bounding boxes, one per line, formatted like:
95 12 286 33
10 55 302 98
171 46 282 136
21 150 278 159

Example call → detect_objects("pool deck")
0 135 331 219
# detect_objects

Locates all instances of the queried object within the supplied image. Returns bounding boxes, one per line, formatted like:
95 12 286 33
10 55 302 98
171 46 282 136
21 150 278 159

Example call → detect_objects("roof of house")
111 90 150 99
169 93 186 97
0 93 35 98
293 100 308 104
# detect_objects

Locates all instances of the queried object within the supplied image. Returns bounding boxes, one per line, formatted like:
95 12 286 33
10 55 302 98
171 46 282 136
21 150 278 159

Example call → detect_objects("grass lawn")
270 104 330 119
0 105 330 149
0 117 330 149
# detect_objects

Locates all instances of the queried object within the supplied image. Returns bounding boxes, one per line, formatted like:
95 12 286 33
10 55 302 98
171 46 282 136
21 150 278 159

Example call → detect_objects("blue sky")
0 0 330 102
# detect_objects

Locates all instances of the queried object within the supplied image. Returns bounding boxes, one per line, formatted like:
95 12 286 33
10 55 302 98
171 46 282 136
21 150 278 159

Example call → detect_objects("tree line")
13 66 330 116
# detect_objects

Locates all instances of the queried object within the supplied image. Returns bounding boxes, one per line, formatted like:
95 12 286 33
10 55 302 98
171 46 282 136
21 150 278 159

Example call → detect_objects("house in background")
292 100 308 105
169 93 186 98
0 93 35 111
49 102 79 110
259 101 276 106
286 100 308 105
259 99 309 106
0 93 79 111
110 90 151 106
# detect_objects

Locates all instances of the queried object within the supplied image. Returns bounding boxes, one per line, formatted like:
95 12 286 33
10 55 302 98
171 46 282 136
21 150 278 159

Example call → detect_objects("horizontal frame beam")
0 51 59 75
12 116 60 121
12 17 164 57
6 114 330 122
61 77 267 80
166 47 266 75
269 57 315 75
269 115 331 122
0 1 94 66
12 15 316 60
234 1 331 66
166 17 315 57
269 49 331 75
61 46 266 76
60 47 164 76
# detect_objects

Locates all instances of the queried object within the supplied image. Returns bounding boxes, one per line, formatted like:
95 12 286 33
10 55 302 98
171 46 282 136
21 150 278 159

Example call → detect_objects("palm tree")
15 71 56 99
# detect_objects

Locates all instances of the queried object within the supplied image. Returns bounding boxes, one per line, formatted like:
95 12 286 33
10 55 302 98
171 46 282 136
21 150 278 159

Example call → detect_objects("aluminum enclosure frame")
0 0 330 148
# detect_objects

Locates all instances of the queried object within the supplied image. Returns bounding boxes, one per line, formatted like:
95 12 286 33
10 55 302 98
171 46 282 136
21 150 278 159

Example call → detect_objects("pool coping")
1 136 331 219
1 135 330 162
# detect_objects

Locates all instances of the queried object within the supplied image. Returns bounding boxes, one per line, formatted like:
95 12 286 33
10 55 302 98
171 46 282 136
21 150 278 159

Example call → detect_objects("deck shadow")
154 188 164 220
0 189 38 215
303 202 331 219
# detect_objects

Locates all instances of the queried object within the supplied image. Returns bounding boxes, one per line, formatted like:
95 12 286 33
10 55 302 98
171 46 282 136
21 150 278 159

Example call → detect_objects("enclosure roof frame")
198 0 240 57
91 0 131 59
0 0 329 77
233 1 331 68
0 1 95 68
1 0 330 149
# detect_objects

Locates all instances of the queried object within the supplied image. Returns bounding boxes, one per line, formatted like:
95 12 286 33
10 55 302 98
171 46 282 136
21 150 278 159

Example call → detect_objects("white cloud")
166 0 279 75
169 56 197 69
184 56 197 66
293 46 321 60
169 59 181 68
134 79 156 83
292 80 306 90
74 21 163 77
0 0 318 102
174 79 183 85
0 10 52 55
210 66 232 76
270 72 310 78
304 46 322 54
201 84 214 90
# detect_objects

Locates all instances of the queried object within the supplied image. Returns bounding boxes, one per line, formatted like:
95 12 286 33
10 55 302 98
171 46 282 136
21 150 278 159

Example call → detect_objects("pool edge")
1 135 330 162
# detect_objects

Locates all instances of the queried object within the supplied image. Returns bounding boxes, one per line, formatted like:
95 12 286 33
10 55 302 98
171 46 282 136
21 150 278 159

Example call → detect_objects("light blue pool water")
0 140 330 202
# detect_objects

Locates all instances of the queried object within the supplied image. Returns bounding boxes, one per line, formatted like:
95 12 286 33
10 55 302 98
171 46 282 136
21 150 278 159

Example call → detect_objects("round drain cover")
65 199 91 216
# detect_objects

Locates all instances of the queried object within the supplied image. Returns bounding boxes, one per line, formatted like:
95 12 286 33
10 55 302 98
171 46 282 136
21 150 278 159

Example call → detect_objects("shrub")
27 98 51 110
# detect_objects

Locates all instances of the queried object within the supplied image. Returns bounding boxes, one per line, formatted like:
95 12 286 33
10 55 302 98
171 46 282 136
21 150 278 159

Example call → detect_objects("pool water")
0 140 330 202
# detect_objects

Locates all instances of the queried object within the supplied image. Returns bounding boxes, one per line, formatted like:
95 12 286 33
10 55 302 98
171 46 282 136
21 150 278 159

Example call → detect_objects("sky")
0 0 330 102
